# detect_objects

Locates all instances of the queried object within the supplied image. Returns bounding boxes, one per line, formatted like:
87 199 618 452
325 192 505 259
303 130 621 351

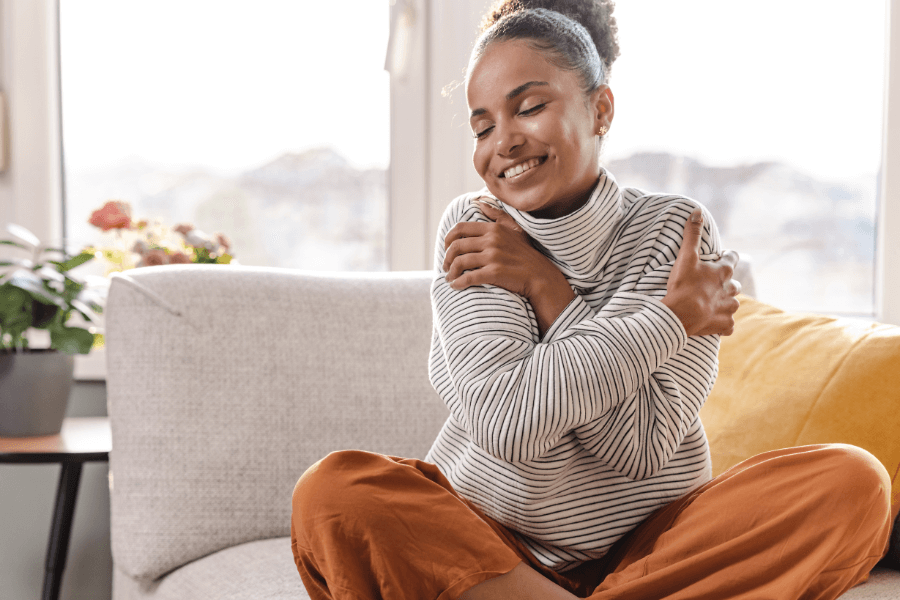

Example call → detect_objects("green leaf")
54 251 95 272
7 271 65 308
0 259 35 268
4 224 40 249
0 240 29 250
70 297 102 323
0 283 31 319
49 325 95 355
0 284 32 348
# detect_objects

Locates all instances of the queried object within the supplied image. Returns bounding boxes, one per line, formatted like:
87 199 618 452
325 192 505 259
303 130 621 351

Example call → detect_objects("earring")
597 126 609 137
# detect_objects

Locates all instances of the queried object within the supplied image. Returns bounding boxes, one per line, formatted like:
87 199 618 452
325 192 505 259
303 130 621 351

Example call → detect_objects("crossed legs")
291 444 893 600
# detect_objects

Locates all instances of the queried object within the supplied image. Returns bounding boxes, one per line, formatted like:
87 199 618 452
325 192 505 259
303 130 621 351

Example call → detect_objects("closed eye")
520 103 546 116
474 126 494 140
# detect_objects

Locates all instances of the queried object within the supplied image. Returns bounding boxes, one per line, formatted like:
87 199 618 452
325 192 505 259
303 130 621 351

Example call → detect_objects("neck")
527 174 601 220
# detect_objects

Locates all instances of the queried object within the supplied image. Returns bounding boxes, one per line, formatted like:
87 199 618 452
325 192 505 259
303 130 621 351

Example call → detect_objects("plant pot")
0 348 74 437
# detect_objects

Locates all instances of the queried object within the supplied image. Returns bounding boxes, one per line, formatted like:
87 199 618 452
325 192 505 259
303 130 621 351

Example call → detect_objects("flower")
88 200 133 231
215 233 231 253
141 248 169 267
169 251 192 264
87 201 236 274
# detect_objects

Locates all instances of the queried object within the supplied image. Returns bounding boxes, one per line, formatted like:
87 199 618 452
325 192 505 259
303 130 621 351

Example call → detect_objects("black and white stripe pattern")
425 169 722 572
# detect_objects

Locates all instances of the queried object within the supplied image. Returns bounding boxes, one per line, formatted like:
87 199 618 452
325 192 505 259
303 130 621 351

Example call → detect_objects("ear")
592 84 615 132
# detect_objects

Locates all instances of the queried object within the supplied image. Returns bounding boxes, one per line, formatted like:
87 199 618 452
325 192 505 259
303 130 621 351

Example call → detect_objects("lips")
500 156 547 179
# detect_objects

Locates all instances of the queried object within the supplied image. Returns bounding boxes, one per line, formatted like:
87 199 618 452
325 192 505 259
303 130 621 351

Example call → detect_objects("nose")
495 119 524 156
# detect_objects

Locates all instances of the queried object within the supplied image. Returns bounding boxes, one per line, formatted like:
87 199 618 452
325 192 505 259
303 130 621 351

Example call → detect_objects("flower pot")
0 349 74 437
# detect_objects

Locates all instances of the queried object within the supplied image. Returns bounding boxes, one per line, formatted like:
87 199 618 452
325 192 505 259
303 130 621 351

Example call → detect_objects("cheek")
472 144 490 178
558 121 595 168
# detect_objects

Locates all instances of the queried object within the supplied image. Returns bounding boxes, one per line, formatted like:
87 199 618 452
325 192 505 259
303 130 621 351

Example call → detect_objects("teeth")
504 157 542 179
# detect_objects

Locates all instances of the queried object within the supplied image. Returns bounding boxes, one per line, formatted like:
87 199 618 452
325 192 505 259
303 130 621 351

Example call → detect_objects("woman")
291 2 893 598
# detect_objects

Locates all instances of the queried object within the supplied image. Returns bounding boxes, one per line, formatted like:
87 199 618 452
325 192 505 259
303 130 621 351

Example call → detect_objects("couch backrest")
105 265 445 581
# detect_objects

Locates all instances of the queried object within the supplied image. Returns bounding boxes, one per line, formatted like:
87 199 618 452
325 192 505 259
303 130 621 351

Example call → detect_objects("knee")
814 444 891 519
292 450 392 526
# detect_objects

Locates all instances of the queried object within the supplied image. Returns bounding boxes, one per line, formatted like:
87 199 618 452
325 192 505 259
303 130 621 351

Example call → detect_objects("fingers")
724 278 742 297
717 249 740 269
695 295 741 336
476 200 522 233
675 209 703 265
445 252 486 288
442 235 484 272
444 222 490 250
476 199 501 220
718 295 741 336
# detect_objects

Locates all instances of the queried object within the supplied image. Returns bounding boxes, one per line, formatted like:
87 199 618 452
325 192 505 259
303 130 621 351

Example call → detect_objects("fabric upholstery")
105 266 445 582
841 569 900 600
700 294 900 515
112 537 307 599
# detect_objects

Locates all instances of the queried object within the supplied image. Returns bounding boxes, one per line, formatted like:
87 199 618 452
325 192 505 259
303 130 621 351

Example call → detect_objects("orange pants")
291 444 894 600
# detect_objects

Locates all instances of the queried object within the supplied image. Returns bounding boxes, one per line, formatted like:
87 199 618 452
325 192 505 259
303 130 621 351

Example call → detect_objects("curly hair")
479 0 620 79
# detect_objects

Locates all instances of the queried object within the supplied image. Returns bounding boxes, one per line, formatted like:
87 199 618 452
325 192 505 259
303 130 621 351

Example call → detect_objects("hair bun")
480 0 620 76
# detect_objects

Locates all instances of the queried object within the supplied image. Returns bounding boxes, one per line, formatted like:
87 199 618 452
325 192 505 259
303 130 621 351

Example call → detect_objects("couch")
104 263 900 599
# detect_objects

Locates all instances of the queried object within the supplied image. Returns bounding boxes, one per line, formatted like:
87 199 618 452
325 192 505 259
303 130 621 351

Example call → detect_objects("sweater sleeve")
570 201 722 480
429 195 719 477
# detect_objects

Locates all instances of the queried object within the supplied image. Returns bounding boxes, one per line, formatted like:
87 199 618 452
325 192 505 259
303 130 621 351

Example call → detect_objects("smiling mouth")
500 156 547 179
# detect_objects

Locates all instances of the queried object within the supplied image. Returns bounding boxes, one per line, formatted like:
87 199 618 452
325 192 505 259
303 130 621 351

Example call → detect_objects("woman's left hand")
443 199 576 336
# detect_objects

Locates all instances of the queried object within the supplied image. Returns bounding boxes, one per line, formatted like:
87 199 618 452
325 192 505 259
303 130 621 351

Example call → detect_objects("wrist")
528 266 574 305
528 268 576 338
661 293 695 336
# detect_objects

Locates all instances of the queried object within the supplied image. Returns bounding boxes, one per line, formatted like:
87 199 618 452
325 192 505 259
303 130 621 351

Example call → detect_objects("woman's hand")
443 199 575 336
662 209 741 336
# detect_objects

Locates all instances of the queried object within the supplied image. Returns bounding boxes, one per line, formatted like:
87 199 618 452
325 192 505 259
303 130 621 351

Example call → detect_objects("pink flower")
214 233 231 253
169 251 192 264
141 248 169 267
173 223 194 236
89 201 133 231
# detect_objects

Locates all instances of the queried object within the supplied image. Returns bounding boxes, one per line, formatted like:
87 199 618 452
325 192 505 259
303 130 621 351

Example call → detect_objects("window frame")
4 0 899 381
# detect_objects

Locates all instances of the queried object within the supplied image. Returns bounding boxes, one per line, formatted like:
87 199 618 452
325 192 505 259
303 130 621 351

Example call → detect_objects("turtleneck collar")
476 169 625 284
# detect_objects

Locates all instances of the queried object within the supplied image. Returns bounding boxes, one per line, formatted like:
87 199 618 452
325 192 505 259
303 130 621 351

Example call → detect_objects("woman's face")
466 39 613 219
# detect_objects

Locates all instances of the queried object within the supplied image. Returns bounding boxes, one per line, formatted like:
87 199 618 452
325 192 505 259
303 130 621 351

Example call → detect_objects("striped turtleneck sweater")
425 169 723 572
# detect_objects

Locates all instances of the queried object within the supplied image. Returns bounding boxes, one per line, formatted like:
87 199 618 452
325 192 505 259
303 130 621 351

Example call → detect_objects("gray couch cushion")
840 568 900 599
106 266 446 581
111 539 898 599
113 537 306 599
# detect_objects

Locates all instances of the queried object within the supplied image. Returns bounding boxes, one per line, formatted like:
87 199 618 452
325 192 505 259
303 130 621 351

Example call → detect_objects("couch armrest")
105 265 446 581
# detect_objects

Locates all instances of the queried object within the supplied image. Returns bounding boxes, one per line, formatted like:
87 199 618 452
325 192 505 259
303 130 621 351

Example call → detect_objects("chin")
493 189 555 216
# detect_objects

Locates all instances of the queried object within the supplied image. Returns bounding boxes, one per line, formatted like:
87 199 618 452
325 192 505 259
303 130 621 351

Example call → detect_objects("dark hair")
471 0 620 93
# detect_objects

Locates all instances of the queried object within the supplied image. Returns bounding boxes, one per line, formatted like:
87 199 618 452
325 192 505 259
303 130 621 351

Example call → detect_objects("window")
603 0 886 316
60 0 390 275
4 0 899 380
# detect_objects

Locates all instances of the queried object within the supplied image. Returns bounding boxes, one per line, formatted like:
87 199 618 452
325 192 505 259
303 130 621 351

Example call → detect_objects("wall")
0 381 111 600
0 1 110 597
0 0 63 249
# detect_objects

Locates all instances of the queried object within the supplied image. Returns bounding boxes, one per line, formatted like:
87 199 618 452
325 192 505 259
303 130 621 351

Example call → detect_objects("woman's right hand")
662 209 741 336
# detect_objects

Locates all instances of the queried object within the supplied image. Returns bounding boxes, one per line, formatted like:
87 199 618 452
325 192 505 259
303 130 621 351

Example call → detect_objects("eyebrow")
469 81 550 119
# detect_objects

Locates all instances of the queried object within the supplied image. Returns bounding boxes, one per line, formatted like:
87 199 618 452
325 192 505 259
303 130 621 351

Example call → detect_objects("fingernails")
691 210 703 224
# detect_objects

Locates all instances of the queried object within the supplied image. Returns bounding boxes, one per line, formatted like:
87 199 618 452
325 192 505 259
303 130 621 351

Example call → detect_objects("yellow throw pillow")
700 295 900 510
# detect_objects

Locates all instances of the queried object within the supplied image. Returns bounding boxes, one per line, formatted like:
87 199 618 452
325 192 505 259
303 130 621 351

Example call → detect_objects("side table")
0 417 111 600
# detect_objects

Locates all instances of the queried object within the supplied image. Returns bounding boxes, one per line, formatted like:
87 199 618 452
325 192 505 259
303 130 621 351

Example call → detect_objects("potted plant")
0 223 104 437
